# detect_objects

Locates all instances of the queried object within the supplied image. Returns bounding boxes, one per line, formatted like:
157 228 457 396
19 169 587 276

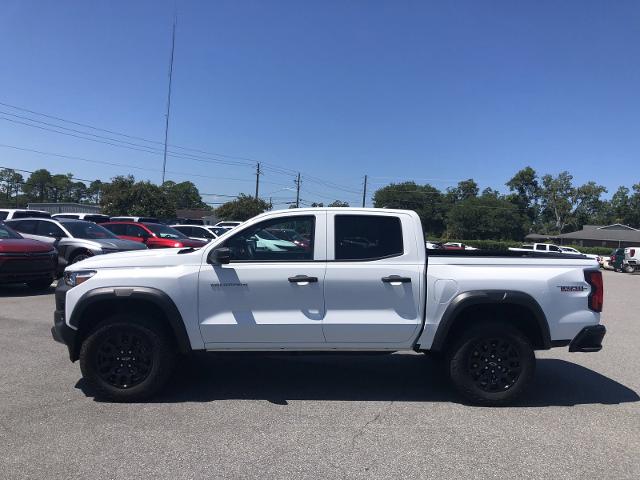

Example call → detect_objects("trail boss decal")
558 285 586 292
210 282 248 289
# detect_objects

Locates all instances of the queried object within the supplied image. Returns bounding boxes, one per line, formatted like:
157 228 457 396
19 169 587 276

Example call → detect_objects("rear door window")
10 219 38 234
334 215 403 261
0 211 8 220
36 221 67 238
105 223 126 235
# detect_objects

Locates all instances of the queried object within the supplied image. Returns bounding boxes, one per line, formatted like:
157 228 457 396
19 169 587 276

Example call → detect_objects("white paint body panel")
63 208 602 352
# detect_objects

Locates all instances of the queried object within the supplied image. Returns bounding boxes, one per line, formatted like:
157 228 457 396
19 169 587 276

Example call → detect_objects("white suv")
0 209 51 220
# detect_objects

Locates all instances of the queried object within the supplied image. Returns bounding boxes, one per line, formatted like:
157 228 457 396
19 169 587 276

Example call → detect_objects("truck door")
323 213 424 347
198 213 327 346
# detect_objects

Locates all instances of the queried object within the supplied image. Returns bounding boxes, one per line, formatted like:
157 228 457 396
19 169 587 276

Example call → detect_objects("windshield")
64 221 118 239
145 223 188 239
0 223 22 239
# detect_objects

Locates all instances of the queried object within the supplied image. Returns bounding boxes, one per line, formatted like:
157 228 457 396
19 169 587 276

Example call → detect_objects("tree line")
0 168 208 218
2 166 637 240
372 167 637 240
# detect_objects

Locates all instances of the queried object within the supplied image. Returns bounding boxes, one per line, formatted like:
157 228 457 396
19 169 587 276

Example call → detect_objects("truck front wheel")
446 322 535 406
79 314 176 402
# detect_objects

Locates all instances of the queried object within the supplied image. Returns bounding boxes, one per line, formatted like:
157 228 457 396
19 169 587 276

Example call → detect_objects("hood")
0 238 55 253
180 238 207 248
69 245 204 270
91 238 148 251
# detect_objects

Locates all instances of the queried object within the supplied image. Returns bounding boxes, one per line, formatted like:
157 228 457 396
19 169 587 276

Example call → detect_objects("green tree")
446 193 525 240
162 180 207 210
215 194 271 221
22 169 53 202
446 179 479 203
88 180 103 204
0 168 24 206
573 181 608 228
506 166 540 228
610 186 631 224
373 181 446 236
100 175 136 215
539 171 575 233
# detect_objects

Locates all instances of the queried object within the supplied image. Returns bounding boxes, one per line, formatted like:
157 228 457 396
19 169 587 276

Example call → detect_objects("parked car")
109 216 160 223
7 218 147 273
54 208 604 405
426 241 443 250
266 227 311 249
214 221 242 228
52 213 111 224
0 209 51 220
610 248 626 272
171 224 218 243
0 222 57 290
558 246 600 262
444 242 478 250
509 243 563 253
102 222 207 249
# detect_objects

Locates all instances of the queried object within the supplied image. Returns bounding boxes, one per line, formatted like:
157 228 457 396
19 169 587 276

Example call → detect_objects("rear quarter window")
334 215 403 261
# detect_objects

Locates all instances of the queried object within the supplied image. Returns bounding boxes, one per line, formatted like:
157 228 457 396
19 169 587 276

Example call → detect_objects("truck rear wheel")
79 314 176 402
446 322 535 406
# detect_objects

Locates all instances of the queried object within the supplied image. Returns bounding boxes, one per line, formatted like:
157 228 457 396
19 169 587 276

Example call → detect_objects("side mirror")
208 247 231 265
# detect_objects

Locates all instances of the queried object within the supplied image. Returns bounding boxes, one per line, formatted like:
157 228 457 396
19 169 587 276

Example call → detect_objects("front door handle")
381 275 411 284
288 275 318 284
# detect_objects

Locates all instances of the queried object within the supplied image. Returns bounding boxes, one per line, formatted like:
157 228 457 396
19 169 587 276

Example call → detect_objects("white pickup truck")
52 208 605 406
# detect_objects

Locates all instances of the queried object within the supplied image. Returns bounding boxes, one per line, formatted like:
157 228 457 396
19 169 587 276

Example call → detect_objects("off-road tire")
446 322 536 406
623 265 635 274
79 314 176 402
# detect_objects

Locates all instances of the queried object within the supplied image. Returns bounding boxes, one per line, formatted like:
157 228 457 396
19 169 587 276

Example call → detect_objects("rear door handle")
381 275 411 284
288 275 318 284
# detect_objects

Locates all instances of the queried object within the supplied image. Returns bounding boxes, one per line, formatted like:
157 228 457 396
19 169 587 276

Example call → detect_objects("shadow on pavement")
77 353 639 407
0 283 55 297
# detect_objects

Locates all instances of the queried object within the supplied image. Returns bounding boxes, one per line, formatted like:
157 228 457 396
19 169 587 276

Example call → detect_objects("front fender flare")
70 286 192 355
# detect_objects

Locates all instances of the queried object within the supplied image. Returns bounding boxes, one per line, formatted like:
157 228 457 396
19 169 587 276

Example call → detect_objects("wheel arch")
69 287 192 361
430 290 551 352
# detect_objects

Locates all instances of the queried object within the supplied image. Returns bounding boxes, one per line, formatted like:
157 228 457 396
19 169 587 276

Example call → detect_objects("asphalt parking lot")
1 270 639 479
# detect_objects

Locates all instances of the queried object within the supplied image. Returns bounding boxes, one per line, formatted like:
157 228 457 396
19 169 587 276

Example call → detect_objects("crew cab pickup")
52 208 605 405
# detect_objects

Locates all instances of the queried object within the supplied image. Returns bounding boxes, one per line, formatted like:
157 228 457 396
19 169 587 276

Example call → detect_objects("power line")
0 100 364 194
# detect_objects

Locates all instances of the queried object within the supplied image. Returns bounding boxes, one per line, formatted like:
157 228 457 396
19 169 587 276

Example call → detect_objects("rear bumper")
569 325 606 352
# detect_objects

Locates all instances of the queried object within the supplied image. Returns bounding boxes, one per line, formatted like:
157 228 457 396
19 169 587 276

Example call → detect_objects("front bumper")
51 281 78 361
569 325 606 352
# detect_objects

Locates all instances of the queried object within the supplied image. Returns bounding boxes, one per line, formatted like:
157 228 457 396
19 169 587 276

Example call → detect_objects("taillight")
631 249 635 257
584 270 603 312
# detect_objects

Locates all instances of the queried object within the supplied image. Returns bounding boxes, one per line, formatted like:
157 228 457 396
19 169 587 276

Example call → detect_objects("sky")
0 0 639 208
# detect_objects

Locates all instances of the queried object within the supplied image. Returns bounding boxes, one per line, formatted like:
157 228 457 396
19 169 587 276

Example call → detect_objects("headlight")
63 270 97 288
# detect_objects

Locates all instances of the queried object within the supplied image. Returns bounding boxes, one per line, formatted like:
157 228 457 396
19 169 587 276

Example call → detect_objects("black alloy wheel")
447 322 535 406
95 327 154 389
466 337 522 393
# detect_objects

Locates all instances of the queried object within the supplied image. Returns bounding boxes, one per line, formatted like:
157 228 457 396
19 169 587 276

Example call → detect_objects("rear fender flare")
430 290 551 352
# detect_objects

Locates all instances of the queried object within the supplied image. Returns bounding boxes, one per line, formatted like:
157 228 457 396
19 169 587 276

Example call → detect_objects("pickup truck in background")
52 208 605 406
510 243 600 262
624 247 639 273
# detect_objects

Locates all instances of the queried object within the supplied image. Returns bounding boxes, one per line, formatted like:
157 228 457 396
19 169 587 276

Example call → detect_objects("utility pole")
295 173 301 208
254 162 261 199
362 174 368 208
161 16 177 185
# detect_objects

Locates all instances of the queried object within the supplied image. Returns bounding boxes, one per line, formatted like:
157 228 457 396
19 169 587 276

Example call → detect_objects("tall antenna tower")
161 16 177 184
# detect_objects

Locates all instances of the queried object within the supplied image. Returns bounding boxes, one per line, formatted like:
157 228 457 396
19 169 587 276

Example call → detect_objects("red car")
102 221 207 249
0 222 57 290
